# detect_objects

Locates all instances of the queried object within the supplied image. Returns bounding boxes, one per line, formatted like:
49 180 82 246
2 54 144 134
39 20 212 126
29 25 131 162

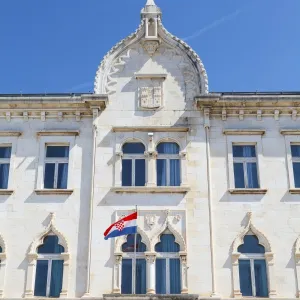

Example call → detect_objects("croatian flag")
104 212 137 240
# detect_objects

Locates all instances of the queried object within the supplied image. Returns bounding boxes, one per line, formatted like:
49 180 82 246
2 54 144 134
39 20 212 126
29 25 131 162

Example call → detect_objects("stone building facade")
0 0 300 299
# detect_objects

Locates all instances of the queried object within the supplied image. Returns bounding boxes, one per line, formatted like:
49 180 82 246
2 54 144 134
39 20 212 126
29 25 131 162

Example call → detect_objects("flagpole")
133 205 138 294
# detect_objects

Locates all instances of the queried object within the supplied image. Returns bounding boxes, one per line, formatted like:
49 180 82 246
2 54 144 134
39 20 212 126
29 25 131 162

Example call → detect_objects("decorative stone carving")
141 40 160 56
138 77 163 109
145 214 156 229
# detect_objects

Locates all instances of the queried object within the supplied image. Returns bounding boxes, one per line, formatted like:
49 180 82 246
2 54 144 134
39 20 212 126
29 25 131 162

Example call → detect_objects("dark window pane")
44 163 55 189
156 259 166 294
122 160 132 186
170 159 180 186
38 236 65 254
246 163 259 188
254 260 268 297
170 259 181 294
157 159 167 186
0 164 9 189
50 260 64 297
34 260 48 296
0 147 11 159
57 163 68 189
135 159 146 186
238 260 252 296
136 259 146 294
238 235 265 254
233 145 256 158
122 234 146 253
291 145 300 157
234 163 245 188
293 163 300 188
0 246 2 253
121 259 132 294
155 234 180 252
123 143 145 154
157 143 179 154
46 146 69 158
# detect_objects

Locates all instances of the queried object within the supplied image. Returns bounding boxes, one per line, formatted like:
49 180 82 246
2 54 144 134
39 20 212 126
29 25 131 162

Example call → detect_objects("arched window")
122 143 146 187
155 232 181 294
238 234 268 297
156 142 180 186
121 234 147 294
34 235 64 298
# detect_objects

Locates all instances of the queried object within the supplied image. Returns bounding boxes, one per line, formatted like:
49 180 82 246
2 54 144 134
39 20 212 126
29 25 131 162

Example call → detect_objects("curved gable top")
94 1 208 95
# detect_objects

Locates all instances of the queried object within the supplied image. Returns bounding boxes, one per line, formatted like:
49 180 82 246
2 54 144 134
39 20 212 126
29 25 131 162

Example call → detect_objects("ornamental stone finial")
145 0 156 5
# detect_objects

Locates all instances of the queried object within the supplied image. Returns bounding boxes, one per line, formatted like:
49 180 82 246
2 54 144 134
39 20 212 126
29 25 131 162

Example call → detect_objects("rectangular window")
157 159 181 187
34 259 64 298
122 159 146 187
44 145 69 189
233 145 259 188
292 145 300 188
239 259 268 297
0 146 11 189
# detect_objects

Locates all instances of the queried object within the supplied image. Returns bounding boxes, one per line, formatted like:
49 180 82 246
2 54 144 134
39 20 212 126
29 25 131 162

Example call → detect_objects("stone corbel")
274 110 280 121
179 151 187 159
239 110 244 121
113 253 123 294
265 252 277 298
231 252 242 298
180 151 188 187
203 107 210 128
116 151 123 158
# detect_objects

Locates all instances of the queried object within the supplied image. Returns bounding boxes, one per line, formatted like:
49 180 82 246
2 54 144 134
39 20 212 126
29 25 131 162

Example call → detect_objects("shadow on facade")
218 191 266 203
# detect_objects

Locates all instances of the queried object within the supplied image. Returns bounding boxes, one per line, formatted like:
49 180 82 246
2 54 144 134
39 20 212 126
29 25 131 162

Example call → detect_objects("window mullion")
167 159 170 186
132 159 136 186
46 259 52 297
54 163 59 189
243 161 248 188
166 258 170 294
250 259 256 296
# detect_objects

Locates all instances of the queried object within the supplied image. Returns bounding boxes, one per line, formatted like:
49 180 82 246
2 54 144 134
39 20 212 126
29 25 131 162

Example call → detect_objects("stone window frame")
25 213 70 298
231 213 276 298
113 217 188 295
114 133 187 188
0 135 19 192
282 135 300 190
36 136 76 191
226 135 264 191
0 233 7 297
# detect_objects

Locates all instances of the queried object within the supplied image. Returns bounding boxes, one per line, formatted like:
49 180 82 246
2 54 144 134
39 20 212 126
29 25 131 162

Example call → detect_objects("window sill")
289 189 300 194
228 188 268 195
111 186 190 194
34 189 74 195
0 190 14 195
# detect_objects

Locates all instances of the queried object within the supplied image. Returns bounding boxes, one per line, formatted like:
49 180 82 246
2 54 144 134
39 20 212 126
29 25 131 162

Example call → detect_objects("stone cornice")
36 130 80 137
196 93 300 119
280 129 300 135
112 126 189 132
223 129 266 136
0 94 107 121
0 131 22 137
111 186 190 194
34 189 74 195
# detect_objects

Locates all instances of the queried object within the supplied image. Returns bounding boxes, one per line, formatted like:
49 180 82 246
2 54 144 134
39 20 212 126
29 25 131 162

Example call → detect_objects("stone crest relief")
137 77 164 110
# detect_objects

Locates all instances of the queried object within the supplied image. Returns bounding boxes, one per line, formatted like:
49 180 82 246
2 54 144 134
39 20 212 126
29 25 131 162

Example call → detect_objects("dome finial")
145 0 156 5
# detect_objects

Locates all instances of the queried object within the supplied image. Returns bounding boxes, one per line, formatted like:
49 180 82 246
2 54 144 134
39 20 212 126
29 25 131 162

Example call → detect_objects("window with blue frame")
0 146 11 189
156 142 181 186
34 235 64 298
155 232 181 294
233 145 259 188
44 145 69 189
122 143 146 187
121 234 146 294
238 234 268 297
291 145 300 188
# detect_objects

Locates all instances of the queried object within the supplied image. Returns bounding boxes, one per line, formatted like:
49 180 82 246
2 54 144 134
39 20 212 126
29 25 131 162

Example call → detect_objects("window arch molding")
155 138 183 151
117 138 147 155
25 213 70 298
0 233 7 298
231 212 276 298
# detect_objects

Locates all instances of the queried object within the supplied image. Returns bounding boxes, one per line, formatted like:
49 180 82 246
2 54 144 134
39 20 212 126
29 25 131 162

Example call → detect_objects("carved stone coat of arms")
138 78 163 109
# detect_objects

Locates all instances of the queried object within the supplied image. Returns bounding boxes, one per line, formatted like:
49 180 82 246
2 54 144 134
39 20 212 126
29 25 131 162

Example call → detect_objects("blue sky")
0 0 299 93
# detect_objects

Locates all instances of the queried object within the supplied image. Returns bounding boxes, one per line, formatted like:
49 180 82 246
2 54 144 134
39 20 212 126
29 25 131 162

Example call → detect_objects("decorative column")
115 152 123 187
179 151 188 187
60 253 70 297
0 253 6 298
231 253 242 298
25 253 38 298
179 252 188 294
113 254 123 294
265 252 277 298
145 151 157 187
145 252 156 294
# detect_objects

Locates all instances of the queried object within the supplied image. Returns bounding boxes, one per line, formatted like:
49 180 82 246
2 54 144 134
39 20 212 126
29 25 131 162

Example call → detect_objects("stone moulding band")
112 126 190 132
